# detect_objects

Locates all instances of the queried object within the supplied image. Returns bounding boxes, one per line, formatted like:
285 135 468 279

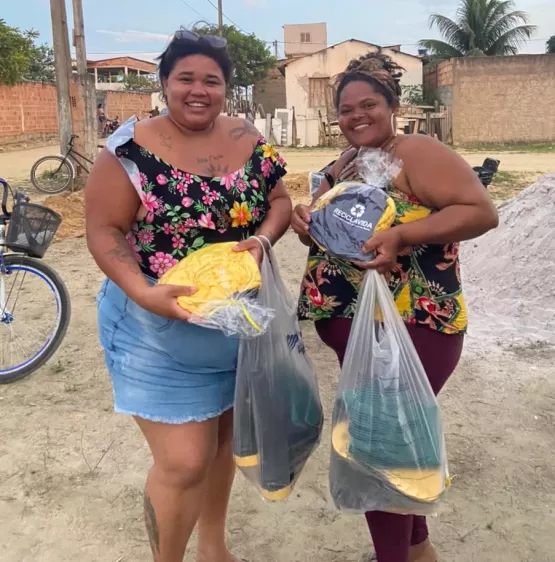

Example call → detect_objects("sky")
3 0 554 62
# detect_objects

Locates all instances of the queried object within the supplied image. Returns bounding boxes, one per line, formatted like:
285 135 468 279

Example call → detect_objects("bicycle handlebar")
0 178 9 217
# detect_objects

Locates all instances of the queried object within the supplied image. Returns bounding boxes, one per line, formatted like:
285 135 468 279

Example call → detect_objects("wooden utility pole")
273 40 279 59
50 0 73 154
72 0 97 166
218 0 223 35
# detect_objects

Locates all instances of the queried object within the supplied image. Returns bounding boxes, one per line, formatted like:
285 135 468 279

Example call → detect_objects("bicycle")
30 134 103 195
0 177 71 383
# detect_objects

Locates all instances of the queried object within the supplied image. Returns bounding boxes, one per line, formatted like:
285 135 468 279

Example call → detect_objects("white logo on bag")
351 204 365 218
332 207 373 231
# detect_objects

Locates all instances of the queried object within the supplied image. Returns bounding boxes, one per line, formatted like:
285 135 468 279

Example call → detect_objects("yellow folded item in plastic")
158 242 261 316
331 420 445 503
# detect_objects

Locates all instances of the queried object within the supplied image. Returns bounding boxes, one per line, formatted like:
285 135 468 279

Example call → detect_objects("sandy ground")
0 146 554 562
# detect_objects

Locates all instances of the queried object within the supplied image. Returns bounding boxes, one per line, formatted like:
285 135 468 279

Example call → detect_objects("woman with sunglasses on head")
85 30 292 562
292 51 498 562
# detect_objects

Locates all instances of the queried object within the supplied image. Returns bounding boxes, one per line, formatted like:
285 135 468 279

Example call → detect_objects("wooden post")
291 107 298 147
72 0 97 168
218 0 223 35
50 0 73 154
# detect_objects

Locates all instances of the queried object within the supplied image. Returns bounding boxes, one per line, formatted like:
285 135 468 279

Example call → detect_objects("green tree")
120 72 159 91
0 19 55 85
26 43 55 82
191 23 275 89
547 36 555 54
419 0 537 59
0 19 36 85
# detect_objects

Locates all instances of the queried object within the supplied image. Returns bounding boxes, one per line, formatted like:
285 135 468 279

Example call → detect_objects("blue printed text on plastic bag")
309 182 389 262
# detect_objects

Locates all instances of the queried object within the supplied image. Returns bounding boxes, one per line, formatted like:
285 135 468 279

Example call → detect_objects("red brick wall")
0 82 151 150
104 90 151 122
0 83 59 148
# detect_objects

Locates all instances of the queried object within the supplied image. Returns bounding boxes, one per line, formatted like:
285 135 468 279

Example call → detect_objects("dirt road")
1 144 554 187
0 147 554 562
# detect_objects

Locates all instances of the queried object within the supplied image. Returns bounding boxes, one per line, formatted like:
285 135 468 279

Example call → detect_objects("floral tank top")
109 119 286 278
298 162 467 335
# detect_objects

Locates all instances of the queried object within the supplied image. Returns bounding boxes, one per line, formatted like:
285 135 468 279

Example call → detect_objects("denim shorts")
96 279 239 424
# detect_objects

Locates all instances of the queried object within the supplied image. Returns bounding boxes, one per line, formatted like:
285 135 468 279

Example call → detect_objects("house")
282 39 423 146
283 23 327 58
80 54 158 90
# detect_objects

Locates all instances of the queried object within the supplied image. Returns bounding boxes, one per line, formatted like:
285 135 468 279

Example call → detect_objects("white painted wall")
285 40 423 146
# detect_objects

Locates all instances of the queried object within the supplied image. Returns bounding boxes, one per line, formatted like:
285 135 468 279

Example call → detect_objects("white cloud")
96 30 171 43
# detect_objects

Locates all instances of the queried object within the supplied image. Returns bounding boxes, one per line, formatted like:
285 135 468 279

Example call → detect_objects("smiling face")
337 80 396 149
164 54 226 131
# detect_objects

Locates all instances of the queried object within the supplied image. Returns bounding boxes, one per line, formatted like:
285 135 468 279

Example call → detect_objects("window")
309 77 331 108
300 32 311 43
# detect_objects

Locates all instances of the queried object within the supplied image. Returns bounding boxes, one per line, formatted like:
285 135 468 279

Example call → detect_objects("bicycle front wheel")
31 156 73 194
0 254 71 383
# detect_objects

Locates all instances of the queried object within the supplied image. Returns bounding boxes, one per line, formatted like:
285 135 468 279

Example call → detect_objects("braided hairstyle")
335 50 404 109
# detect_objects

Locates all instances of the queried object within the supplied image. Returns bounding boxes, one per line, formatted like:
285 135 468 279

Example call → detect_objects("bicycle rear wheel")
31 156 73 194
0 254 71 383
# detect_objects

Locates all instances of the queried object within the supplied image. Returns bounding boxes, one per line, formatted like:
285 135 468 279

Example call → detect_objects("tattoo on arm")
106 230 141 274
144 494 160 556
197 155 229 177
229 120 259 141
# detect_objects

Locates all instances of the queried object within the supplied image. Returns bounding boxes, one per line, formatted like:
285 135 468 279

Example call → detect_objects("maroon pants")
315 318 464 562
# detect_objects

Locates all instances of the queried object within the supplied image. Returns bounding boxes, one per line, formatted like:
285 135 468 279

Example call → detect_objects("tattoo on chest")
197 155 229 176
160 133 173 151
229 120 259 141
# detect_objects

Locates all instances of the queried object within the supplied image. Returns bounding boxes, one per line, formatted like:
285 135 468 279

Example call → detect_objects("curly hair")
335 50 405 109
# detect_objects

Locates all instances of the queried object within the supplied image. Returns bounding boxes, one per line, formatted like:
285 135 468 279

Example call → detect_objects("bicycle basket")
5 203 62 258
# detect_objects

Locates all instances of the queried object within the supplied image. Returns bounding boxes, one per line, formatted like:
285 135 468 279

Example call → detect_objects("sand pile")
462 173 555 349
43 191 86 241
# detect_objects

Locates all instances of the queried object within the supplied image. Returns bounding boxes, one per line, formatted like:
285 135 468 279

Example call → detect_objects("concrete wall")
452 55 555 144
424 55 555 145
0 82 151 150
253 66 286 115
284 23 327 58
285 40 423 146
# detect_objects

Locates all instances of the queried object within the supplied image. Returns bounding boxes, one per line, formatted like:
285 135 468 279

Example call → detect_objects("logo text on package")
333 206 373 231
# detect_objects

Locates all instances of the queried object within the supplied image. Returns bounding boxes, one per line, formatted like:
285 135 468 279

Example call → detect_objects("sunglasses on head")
174 29 227 50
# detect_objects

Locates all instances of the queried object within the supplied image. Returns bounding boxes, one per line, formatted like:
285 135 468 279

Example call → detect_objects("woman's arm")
394 135 499 247
84 149 150 302
255 179 293 245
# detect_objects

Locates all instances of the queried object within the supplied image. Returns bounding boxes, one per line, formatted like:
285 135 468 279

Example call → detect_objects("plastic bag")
233 239 324 501
309 148 400 262
330 269 449 516
158 241 275 338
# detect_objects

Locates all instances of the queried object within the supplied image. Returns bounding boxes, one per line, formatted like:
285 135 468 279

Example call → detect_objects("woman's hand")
355 228 403 274
291 204 311 236
134 284 197 322
233 237 264 266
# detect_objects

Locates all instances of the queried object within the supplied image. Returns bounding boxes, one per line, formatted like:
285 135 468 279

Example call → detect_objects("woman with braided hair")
292 51 498 562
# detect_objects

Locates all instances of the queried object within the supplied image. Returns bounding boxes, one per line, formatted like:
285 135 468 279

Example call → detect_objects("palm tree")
419 0 537 59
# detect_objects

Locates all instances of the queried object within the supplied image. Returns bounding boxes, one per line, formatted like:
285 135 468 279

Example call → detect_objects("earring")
390 113 398 137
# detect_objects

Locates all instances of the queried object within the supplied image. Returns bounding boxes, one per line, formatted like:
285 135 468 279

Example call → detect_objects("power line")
177 0 210 21
202 0 247 33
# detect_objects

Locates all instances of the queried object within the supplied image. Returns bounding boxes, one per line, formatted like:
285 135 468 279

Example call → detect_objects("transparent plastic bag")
309 148 401 262
233 239 324 501
158 241 275 338
330 269 449 516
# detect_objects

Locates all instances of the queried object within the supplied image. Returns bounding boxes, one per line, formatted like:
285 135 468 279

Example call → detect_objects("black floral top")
298 161 467 335
114 137 286 278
